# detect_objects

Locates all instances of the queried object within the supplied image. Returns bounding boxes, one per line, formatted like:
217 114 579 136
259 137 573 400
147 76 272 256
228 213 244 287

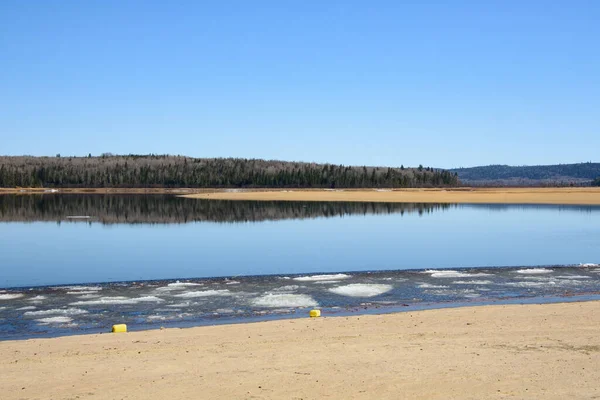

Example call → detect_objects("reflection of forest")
0 195 453 224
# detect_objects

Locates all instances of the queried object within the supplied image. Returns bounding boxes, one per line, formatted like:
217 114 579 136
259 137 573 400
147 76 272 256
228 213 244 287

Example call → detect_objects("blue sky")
1 1 598 168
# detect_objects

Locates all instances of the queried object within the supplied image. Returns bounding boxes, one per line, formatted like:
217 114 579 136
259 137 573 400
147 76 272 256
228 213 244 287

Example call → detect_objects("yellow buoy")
112 324 127 333
309 309 321 318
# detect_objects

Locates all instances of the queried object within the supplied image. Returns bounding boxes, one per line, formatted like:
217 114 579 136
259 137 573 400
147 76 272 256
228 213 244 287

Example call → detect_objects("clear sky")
1 1 598 168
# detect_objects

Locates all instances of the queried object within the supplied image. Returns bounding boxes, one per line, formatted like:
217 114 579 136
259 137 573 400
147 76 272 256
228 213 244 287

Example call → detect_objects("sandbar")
183 187 600 205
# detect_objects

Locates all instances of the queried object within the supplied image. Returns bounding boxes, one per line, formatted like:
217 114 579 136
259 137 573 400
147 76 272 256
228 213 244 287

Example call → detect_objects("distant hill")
450 163 600 186
0 155 459 188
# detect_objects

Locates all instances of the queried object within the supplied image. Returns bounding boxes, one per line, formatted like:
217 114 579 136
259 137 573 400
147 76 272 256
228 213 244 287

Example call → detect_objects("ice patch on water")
215 308 235 314
166 302 193 307
314 281 341 285
56 286 102 291
0 293 24 300
25 308 89 317
271 285 301 293
251 293 318 308
515 268 552 275
452 280 493 285
174 290 232 298
505 281 556 288
17 306 37 311
146 315 168 321
71 296 164 305
155 282 205 292
36 316 74 325
169 281 203 287
78 294 102 299
417 283 449 289
294 274 351 282
329 284 393 298
424 270 492 278
66 291 100 295
426 289 478 297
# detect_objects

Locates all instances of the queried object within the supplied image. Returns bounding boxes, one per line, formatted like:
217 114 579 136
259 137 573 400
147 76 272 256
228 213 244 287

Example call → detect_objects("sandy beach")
1 301 599 399
183 187 600 205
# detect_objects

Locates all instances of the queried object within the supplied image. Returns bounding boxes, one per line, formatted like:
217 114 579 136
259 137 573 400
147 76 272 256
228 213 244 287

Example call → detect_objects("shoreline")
3 293 600 342
2 300 599 399
1 187 600 205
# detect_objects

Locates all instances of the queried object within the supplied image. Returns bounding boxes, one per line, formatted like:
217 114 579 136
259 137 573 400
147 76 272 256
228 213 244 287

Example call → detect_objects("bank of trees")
0 155 459 188
593 177 600 187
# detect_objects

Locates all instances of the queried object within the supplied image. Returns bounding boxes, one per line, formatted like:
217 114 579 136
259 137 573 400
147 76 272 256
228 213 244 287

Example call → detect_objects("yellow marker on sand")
112 324 127 333
309 309 321 318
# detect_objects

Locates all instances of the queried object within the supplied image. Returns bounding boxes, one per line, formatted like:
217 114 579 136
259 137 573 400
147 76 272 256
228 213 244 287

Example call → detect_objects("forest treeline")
450 162 600 186
0 195 452 224
0 155 459 188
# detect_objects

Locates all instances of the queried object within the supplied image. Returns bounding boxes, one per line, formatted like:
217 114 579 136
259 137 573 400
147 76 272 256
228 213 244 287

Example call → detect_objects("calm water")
0 194 599 338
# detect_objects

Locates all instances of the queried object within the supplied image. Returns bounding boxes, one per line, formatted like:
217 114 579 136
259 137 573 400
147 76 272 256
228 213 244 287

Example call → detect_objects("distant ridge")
450 162 600 186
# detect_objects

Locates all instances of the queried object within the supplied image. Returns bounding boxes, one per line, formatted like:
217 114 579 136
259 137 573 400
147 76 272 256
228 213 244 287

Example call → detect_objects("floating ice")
329 284 393 298
505 281 556 288
214 308 235 314
56 286 102 291
16 306 37 311
314 281 341 285
424 270 492 278
25 308 89 317
0 293 24 300
452 280 493 285
77 294 102 299
155 282 205 292
515 268 553 275
417 283 449 289
169 281 203 287
174 290 232 298
71 296 164 305
251 293 318 308
165 302 193 307
294 274 351 282
66 290 101 295
36 316 74 325
271 285 301 292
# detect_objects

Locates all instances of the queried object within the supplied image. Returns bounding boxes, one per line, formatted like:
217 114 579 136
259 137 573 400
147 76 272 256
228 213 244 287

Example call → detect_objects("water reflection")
0 195 453 224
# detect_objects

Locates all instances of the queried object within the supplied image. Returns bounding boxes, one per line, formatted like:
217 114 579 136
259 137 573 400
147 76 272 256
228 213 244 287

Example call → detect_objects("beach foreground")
183 187 600 205
1 301 599 399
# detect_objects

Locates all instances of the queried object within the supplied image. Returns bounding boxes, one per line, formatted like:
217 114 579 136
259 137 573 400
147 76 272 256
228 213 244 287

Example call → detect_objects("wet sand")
1 301 599 399
183 187 600 205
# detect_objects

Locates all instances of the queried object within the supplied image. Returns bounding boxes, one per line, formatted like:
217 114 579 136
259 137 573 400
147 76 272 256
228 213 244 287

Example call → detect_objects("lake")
0 194 599 338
